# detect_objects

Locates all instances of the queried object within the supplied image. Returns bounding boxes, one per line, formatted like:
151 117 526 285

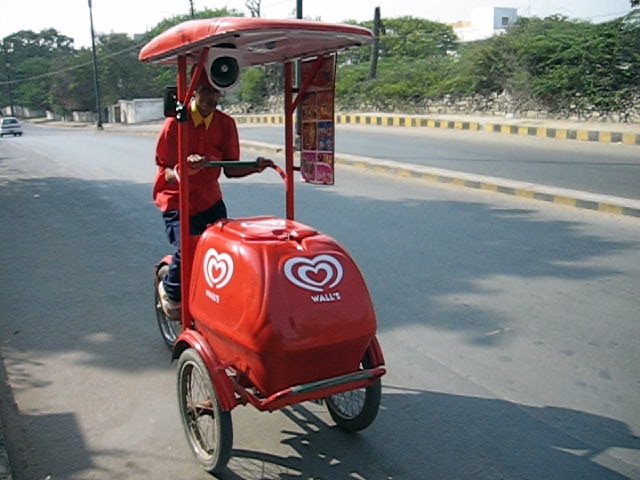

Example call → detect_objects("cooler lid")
218 216 317 241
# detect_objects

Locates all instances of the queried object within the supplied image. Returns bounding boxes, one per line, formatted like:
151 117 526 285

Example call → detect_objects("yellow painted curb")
235 114 639 146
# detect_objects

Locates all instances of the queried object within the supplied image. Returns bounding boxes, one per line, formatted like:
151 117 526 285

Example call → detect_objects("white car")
0 116 23 137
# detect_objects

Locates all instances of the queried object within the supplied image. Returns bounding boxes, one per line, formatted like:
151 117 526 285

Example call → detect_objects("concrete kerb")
241 140 640 219
340 152 640 217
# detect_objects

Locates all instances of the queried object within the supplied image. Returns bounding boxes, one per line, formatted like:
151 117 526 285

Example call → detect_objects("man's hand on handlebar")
169 154 206 182
170 156 277 181
255 157 275 172
185 154 206 175
223 157 275 178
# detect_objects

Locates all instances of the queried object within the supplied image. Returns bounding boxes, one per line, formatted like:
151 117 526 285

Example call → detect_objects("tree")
246 0 261 17
343 16 457 70
446 13 640 119
95 33 148 105
48 49 97 113
237 67 267 109
0 29 75 111
2 9 638 119
369 16 457 59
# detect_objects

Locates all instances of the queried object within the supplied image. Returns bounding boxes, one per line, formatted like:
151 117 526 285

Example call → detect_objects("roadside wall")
115 98 163 124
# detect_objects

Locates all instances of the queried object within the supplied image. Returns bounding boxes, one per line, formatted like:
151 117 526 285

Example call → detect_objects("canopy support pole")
284 61 295 220
177 54 193 328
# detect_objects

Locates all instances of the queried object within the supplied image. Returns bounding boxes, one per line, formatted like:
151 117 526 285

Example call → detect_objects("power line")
585 10 631 22
0 42 144 86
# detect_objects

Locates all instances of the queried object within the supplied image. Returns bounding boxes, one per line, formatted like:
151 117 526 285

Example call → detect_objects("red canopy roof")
139 17 373 65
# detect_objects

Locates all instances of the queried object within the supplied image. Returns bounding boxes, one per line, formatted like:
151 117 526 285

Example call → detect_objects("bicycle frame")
142 21 384 473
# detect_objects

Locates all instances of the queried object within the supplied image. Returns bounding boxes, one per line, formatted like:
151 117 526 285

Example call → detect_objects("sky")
0 0 634 48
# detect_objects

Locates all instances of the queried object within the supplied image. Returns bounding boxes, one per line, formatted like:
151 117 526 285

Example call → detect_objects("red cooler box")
189 216 377 396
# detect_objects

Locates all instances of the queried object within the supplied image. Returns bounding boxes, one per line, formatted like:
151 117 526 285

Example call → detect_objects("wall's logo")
240 219 287 229
203 248 234 289
284 255 343 293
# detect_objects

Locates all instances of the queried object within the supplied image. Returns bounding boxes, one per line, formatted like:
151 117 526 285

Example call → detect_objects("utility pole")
189 0 195 18
2 42 15 116
368 7 380 80
88 0 103 128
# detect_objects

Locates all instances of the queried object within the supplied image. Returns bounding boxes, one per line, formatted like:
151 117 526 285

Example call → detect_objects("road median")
242 140 640 219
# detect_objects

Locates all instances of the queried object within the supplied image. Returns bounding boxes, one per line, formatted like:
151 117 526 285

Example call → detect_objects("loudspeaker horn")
208 56 240 90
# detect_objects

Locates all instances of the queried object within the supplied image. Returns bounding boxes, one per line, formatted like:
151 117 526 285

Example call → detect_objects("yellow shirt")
190 100 214 128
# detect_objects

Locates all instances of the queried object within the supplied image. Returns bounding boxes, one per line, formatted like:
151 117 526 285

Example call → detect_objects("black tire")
325 351 382 432
177 348 233 474
155 264 182 348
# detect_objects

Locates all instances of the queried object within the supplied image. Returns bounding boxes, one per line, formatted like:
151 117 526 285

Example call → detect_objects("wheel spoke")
325 354 381 432
185 364 217 454
330 389 365 418
177 349 233 473
195 399 214 416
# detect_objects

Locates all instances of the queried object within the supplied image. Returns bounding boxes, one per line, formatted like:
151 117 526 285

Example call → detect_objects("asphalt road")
236 123 640 202
1 125 639 479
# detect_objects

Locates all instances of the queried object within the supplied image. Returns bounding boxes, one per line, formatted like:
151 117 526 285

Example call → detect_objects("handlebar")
203 159 287 182
203 160 258 168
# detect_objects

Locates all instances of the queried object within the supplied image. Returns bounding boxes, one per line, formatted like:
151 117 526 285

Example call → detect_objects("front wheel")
177 348 233 474
155 264 182 348
325 351 382 432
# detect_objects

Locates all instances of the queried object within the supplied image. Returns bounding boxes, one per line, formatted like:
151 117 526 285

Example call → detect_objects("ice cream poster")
300 55 336 185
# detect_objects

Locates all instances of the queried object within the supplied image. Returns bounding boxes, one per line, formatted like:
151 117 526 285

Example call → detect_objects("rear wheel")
177 348 233 474
155 264 182 348
325 351 381 432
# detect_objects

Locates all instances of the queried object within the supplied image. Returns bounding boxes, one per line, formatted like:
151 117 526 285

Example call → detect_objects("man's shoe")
158 280 181 320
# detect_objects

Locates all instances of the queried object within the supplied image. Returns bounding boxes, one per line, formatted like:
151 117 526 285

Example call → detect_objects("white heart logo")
284 255 343 292
203 248 234 289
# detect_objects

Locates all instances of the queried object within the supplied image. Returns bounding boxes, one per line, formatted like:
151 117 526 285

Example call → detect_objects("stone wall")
234 93 640 124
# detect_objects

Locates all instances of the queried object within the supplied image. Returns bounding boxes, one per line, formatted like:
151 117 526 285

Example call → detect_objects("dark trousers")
162 200 227 301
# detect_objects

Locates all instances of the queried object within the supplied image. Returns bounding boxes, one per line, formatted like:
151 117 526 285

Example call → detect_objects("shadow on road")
1 164 638 479
220 386 640 479
1 164 636 360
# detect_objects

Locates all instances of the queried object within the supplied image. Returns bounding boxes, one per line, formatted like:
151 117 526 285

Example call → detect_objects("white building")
451 6 518 42
113 98 164 124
